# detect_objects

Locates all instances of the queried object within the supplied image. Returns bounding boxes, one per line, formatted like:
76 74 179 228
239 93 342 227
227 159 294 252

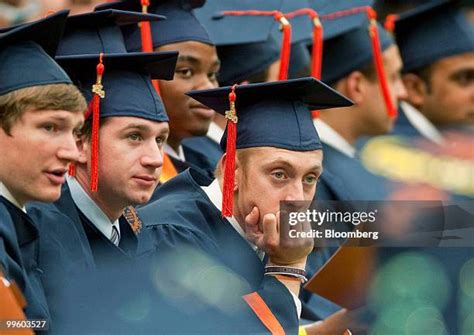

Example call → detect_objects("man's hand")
244 206 313 266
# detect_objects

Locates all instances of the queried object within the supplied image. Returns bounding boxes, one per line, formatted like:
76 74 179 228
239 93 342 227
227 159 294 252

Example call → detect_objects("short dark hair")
407 64 434 92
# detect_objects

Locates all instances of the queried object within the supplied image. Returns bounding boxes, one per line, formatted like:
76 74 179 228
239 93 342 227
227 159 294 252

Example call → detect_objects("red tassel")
220 10 291 81
68 164 76 176
367 8 397 118
284 9 323 118
89 53 105 192
320 6 397 119
276 15 291 81
311 15 323 118
140 0 161 95
384 14 398 33
222 85 238 217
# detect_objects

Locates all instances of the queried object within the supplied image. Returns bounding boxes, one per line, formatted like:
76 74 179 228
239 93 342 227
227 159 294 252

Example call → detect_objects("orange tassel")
222 85 238 217
367 8 397 118
89 53 105 192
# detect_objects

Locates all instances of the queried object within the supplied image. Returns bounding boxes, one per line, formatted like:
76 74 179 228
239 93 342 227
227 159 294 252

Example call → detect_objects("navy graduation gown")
29 183 154 270
0 197 49 320
317 144 393 202
139 169 299 334
182 136 223 170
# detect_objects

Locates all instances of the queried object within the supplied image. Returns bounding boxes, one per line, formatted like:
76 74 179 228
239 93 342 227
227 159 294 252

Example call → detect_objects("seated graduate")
138 77 353 333
0 11 86 320
97 0 220 182
26 8 177 325
390 0 474 142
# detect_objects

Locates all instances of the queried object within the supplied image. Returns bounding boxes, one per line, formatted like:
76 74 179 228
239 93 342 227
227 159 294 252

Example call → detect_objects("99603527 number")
0 319 48 330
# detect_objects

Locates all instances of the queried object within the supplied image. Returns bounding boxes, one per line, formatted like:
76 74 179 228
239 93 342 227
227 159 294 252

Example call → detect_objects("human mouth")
190 104 215 119
132 175 157 187
44 168 67 185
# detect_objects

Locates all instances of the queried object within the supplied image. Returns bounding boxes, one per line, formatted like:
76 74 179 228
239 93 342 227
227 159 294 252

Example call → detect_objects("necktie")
110 225 120 246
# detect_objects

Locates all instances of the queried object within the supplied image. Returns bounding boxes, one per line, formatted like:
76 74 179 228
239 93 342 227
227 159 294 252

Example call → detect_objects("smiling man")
0 11 86 320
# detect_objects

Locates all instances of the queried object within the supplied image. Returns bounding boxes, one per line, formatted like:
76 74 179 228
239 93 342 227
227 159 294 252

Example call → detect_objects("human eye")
271 170 287 180
453 70 474 87
155 136 166 146
303 174 318 185
128 133 143 141
42 123 59 133
175 67 193 79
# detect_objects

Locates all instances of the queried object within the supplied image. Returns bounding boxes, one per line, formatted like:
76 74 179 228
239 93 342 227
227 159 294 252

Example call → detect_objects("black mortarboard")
0 10 71 96
394 0 474 72
96 0 213 51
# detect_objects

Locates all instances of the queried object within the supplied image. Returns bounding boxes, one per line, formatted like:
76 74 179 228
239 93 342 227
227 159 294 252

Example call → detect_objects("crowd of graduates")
1 0 473 334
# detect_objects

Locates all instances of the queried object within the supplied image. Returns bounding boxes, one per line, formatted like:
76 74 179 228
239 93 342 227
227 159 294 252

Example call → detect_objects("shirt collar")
0 183 26 213
201 179 261 256
313 119 357 158
67 176 120 242
400 101 444 144
206 121 224 145
164 143 186 161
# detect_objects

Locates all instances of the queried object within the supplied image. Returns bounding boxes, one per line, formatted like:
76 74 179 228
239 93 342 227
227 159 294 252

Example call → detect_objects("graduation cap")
195 0 295 80
186 77 353 216
54 9 178 191
58 52 177 192
194 0 283 86
394 0 474 72
0 10 71 96
318 0 397 118
57 9 165 55
95 0 213 52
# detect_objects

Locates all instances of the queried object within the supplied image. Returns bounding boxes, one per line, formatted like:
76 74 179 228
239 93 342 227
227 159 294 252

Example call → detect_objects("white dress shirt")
201 179 302 318
400 101 444 144
164 143 186 162
206 121 224 145
67 176 121 246
313 118 357 158
0 182 26 212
